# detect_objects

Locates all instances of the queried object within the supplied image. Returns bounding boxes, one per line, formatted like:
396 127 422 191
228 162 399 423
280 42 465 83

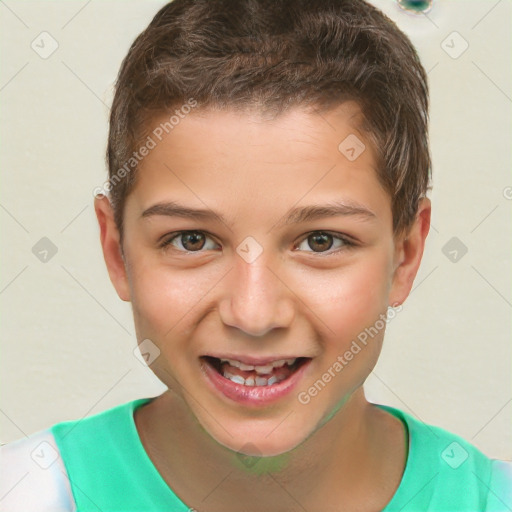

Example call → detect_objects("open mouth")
202 356 311 387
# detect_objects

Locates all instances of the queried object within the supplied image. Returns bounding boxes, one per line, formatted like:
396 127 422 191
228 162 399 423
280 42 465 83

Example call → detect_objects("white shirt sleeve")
0 428 76 512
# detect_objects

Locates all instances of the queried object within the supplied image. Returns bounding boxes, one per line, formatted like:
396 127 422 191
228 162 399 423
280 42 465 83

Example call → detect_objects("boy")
1 0 511 510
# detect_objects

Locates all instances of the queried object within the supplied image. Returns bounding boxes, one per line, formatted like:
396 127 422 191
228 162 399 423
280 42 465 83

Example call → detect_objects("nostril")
397 0 433 14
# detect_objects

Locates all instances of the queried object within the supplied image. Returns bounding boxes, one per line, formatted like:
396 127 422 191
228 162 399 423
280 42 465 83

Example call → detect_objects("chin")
200 413 318 460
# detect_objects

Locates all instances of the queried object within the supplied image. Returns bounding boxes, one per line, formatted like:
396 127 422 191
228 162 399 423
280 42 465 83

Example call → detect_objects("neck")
134 387 398 511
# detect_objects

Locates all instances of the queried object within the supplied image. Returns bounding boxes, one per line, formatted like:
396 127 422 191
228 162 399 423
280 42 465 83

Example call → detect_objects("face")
96 102 430 457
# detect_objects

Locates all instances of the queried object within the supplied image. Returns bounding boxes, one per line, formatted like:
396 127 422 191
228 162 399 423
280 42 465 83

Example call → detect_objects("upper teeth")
223 372 282 387
219 358 296 374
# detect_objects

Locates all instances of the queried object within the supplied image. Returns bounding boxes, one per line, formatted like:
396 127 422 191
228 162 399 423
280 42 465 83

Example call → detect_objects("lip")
201 356 312 407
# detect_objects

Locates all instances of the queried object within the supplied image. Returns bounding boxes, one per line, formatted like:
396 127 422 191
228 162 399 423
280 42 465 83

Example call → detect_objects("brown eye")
180 232 206 251
161 231 219 252
307 232 334 252
296 231 355 255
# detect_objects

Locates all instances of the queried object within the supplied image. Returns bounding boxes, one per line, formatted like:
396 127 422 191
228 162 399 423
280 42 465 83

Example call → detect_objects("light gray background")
1 0 511 459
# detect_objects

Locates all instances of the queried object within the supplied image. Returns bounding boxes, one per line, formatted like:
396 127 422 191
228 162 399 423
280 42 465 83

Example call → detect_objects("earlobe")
94 195 131 302
388 198 431 307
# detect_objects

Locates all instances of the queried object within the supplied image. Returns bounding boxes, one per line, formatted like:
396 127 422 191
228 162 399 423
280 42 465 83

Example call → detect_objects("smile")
200 355 312 405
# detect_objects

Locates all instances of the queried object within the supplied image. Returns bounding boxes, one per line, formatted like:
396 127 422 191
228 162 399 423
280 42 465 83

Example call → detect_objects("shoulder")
375 403 512 510
0 428 76 512
378 403 499 471
485 459 512 511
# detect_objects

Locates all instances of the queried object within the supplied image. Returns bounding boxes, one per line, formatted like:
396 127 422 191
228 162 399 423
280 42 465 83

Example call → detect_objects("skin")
95 102 430 512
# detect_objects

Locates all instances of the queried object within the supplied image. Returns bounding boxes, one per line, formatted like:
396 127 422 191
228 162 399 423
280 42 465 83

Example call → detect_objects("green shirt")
46 397 511 511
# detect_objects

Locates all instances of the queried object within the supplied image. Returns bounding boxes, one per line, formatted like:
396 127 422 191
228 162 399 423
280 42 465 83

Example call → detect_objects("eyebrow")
141 200 376 229
274 202 376 229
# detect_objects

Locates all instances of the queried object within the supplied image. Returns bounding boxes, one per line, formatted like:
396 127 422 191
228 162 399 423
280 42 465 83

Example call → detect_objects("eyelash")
159 230 358 256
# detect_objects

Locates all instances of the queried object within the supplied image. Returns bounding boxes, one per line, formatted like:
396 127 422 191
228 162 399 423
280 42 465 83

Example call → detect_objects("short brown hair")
106 0 431 241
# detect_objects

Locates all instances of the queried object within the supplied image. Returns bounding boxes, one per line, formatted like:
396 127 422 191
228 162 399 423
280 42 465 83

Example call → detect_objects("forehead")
143 101 374 164
127 102 390 228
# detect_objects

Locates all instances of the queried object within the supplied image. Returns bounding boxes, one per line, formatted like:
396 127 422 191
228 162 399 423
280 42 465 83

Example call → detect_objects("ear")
388 197 431 307
94 195 131 302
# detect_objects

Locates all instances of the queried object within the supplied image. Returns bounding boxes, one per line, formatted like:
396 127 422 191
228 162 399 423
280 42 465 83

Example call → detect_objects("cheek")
128 264 209 385
298 260 391 412
127 259 205 339
302 255 393 341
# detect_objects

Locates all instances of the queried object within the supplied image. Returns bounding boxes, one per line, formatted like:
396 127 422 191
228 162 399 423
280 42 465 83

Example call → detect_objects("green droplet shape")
397 0 432 13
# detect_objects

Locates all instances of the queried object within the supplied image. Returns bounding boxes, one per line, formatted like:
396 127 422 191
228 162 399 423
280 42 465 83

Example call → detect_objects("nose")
218 256 295 337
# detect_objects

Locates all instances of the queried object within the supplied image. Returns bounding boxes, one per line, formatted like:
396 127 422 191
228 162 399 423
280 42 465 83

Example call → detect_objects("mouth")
200 355 312 405
203 356 310 386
